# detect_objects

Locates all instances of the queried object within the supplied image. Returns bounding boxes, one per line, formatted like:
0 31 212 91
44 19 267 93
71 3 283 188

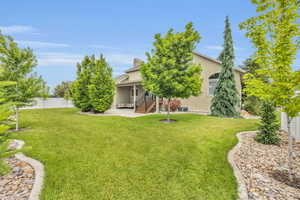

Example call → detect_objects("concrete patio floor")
80 109 208 118
80 109 152 118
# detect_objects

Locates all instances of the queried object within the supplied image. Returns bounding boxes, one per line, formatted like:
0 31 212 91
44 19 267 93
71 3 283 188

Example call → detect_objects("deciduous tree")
240 0 300 181
240 58 264 115
54 81 72 98
141 22 202 122
0 32 46 130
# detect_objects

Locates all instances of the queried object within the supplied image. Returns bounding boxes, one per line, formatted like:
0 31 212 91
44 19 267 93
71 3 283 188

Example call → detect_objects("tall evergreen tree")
141 22 202 122
88 55 115 113
217 50 224 63
210 16 239 117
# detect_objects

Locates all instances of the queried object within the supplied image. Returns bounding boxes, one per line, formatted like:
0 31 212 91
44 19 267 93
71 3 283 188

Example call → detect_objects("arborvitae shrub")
255 101 280 144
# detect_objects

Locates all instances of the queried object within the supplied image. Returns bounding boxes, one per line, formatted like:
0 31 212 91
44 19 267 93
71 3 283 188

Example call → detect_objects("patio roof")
116 80 142 87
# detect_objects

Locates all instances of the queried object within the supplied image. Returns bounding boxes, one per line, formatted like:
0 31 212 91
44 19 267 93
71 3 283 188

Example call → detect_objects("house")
113 52 245 114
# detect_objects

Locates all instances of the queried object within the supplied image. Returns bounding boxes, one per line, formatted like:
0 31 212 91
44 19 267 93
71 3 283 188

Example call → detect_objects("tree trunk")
167 98 171 122
15 106 19 131
287 115 294 181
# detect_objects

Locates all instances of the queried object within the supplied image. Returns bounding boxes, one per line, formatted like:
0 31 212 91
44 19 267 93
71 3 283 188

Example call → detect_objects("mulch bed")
235 132 300 200
159 119 178 123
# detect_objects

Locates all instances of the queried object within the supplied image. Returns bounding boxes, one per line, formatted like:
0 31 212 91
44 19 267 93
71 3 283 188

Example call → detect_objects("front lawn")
11 109 257 200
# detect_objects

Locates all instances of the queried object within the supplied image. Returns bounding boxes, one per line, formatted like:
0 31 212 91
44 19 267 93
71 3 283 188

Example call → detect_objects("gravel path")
0 156 34 200
235 132 300 200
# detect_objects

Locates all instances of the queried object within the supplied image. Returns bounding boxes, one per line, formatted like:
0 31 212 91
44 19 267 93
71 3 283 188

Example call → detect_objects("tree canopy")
72 55 115 113
240 0 300 118
0 32 47 130
141 22 202 100
54 81 72 98
240 0 300 180
140 22 202 121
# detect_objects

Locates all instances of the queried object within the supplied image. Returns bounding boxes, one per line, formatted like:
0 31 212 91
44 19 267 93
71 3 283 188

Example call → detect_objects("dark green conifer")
211 16 240 117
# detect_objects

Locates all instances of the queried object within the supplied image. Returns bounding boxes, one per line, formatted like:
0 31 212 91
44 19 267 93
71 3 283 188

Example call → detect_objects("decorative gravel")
235 132 300 200
0 156 34 200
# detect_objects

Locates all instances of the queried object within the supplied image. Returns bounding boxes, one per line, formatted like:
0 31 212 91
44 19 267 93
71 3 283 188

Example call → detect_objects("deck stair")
135 94 159 113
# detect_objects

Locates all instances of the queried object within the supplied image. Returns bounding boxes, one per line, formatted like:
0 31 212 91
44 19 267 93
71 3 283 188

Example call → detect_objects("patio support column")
133 84 136 112
156 96 159 113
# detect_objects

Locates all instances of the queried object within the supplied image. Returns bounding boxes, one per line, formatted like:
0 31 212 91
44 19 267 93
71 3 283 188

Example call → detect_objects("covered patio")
115 82 160 113
115 82 145 109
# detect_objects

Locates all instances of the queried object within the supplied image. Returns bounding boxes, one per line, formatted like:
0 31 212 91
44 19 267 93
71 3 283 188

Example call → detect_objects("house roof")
124 52 245 74
115 74 129 82
193 51 222 65
125 66 140 73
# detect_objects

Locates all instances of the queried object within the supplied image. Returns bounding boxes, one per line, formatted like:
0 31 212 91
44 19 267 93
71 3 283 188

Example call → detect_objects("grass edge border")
12 140 44 200
227 131 258 200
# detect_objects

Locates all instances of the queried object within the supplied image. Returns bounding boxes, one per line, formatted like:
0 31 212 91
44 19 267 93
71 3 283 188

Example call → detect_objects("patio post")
133 84 136 112
156 96 159 113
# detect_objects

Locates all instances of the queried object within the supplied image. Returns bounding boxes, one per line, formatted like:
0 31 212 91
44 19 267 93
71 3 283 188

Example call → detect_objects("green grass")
0 159 9 176
0 141 11 176
10 108 258 200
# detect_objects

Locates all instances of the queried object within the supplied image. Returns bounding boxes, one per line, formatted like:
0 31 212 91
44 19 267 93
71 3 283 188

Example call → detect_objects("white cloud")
0 25 37 34
36 52 143 67
88 44 121 50
37 52 83 66
205 45 223 50
17 40 70 48
205 45 244 51
106 53 140 65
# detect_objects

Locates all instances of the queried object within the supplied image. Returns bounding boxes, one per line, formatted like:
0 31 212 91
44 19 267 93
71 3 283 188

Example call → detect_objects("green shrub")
72 55 115 113
71 56 94 112
88 55 115 113
0 82 14 175
243 96 262 116
255 101 280 144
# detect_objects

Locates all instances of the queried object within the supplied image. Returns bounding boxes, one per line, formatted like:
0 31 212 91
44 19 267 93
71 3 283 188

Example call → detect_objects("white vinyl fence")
281 112 300 141
21 98 74 110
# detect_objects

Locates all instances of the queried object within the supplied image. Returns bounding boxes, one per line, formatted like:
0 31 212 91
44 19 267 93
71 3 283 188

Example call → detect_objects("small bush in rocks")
256 101 280 144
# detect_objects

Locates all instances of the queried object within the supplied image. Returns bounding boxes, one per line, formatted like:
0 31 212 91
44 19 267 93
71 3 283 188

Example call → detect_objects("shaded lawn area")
10 108 258 200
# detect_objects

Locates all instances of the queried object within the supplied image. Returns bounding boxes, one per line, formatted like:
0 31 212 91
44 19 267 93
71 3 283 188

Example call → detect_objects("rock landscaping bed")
234 131 300 200
0 156 34 200
0 140 44 200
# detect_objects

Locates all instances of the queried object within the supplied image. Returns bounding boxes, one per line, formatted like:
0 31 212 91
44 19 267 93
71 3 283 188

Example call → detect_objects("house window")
131 88 138 96
208 73 220 96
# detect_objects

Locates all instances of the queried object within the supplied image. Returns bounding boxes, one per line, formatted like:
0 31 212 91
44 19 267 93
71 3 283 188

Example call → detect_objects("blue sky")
1 0 299 89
